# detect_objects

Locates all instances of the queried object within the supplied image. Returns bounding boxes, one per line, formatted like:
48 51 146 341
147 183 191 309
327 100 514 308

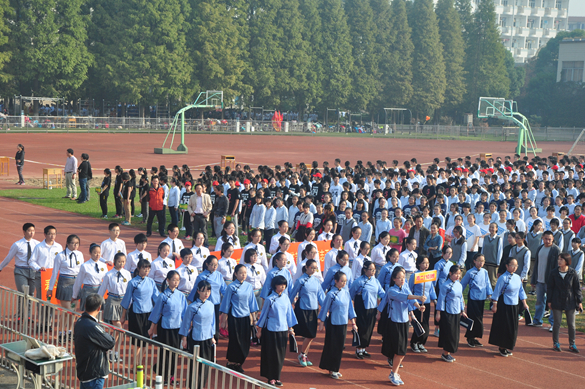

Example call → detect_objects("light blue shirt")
121 276 160 313
492 272 527 305
378 284 414 323
264 207 276 229
261 266 293 299
433 258 453 292
436 279 465 314
408 271 437 304
350 275 385 309
148 288 188 329
219 280 259 318
257 292 298 331
168 186 180 208
375 219 392 240
322 263 353 291
188 270 227 305
290 273 325 310
358 221 373 243
378 262 402 291
275 206 288 223
318 287 357 325
424 233 443 258
460 267 493 301
179 299 215 341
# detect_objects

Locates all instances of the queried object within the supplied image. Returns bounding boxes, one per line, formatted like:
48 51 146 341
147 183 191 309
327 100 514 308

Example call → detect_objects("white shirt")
0 237 40 270
149 256 175 284
244 263 266 289
49 248 84 291
352 254 371 281
162 237 184 259
98 268 132 296
215 235 242 251
296 241 317 276
344 238 361 260
100 238 127 264
176 264 199 294
465 224 481 252
323 248 339 276
194 196 203 214
72 260 109 298
240 243 269 271
296 257 324 282
318 231 334 241
218 257 238 281
125 249 153 273
370 243 389 267
191 246 210 270
269 232 290 254
29 240 63 271
398 249 418 272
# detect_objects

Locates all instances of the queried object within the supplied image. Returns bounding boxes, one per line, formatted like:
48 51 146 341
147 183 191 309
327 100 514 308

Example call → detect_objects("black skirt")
128 307 150 345
227 314 251 364
411 303 431 345
214 304 220 342
260 329 288 380
438 312 460 353
156 324 181 377
188 338 214 389
319 318 347 372
382 319 408 358
466 298 485 339
354 295 377 348
488 295 519 350
293 304 318 339
377 305 388 335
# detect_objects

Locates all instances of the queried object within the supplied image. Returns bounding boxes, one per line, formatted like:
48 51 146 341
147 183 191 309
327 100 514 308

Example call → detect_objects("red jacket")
570 214 585 234
149 185 165 211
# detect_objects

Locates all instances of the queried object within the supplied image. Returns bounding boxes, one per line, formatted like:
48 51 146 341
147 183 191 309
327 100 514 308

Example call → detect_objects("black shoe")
388 358 403 368
235 364 245 374
146 233 152 237
355 350 364 359
474 339 483 347
544 311 550 318
528 290 536 295
467 339 476 348
362 351 371 358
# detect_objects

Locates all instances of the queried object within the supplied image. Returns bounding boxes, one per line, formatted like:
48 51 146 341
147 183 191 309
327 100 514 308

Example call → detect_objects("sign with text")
414 270 437 284
40 269 60 305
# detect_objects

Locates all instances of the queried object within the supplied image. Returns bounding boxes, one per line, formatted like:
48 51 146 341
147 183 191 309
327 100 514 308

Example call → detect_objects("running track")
0 197 583 389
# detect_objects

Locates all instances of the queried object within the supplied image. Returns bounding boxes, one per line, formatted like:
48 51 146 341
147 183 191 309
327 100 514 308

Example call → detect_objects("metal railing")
0 285 272 389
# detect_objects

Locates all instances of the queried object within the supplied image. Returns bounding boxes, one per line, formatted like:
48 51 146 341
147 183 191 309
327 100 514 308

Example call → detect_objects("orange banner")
40 269 60 305
287 240 330 271
414 270 437 284
207 248 244 266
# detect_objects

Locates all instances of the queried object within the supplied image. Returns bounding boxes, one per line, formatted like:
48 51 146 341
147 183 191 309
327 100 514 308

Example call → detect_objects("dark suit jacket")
531 244 561 286
408 226 430 255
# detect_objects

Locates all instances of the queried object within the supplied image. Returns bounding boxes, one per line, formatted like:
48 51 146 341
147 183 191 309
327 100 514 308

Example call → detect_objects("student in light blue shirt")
261 253 293 299
274 198 288 224
377 266 425 386
256 275 297 386
375 209 392 241
460 254 493 348
219 264 259 373
121 259 160 342
488 258 529 357
180 280 216 381
350 260 385 358
358 211 373 244
377 248 402 291
408 256 437 353
322 250 353 292
148 270 187 380
188 255 227 342
317 271 357 379
263 198 276 248
436 265 467 363
290 259 325 367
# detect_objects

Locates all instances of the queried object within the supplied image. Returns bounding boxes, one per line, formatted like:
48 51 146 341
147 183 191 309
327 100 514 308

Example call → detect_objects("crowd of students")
1 153 584 387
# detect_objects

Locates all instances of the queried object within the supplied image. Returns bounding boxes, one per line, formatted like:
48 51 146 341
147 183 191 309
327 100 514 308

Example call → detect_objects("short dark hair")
67 148 74 155
134 233 148 244
559 252 572 266
23 223 35 232
85 294 104 312
108 223 120 231
44 225 56 235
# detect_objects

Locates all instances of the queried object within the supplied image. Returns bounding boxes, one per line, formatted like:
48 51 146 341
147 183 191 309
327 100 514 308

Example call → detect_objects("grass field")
1 186 583 334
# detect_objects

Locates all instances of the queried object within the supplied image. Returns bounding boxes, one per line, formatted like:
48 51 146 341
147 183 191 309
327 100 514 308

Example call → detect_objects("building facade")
556 38 585 82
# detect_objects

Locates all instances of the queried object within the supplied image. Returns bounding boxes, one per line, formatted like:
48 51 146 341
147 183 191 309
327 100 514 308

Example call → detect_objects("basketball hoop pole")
155 90 223 154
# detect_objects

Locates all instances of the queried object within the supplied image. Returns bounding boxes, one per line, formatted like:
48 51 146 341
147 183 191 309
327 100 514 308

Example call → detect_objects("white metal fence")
0 285 272 389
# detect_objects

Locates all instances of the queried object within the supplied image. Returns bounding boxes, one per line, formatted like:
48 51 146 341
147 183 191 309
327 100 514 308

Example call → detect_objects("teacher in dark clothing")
547 253 583 353
15 144 25 185
408 215 430 256
74 294 115 389
77 153 92 204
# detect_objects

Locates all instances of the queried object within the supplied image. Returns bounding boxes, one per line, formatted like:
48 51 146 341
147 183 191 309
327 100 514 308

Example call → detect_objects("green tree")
0 0 11 85
370 0 395 113
463 0 509 114
455 0 473 41
319 0 353 109
345 0 379 111
385 0 413 109
298 0 324 111
190 0 250 104
505 50 525 99
436 0 466 114
9 0 92 99
89 0 193 112
409 0 446 118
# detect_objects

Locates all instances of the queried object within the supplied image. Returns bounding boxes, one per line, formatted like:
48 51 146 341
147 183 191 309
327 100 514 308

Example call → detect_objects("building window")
502 0 508 6
501 17 507 27
513 18 517 27
556 0 562 9
529 0 535 7
512 39 517 48
526 40 533 49
527 19 534 28
561 61 584 82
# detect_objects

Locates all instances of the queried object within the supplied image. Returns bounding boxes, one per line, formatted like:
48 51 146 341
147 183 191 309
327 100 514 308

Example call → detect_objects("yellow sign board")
414 270 437 284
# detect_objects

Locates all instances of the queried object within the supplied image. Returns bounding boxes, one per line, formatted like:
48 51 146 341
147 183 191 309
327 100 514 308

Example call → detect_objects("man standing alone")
74 294 115 389
64 148 78 200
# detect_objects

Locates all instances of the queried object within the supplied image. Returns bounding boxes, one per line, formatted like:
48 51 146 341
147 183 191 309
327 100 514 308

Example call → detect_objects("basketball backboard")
477 97 513 119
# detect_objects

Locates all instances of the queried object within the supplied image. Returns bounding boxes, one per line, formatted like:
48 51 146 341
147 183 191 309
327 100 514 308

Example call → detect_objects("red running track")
0 133 583 180
0 197 584 388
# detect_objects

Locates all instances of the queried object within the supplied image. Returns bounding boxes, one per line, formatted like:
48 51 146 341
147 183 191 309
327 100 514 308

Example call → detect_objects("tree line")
0 0 524 121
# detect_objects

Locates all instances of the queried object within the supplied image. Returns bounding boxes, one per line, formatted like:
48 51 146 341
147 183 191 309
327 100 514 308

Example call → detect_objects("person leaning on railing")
74 294 115 389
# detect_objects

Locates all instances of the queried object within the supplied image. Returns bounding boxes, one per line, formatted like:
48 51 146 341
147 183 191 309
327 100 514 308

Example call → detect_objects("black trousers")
264 228 274 246
115 194 123 216
147 209 166 236
141 200 149 222
193 214 208 245
169 206 179 226
100 194 108 216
